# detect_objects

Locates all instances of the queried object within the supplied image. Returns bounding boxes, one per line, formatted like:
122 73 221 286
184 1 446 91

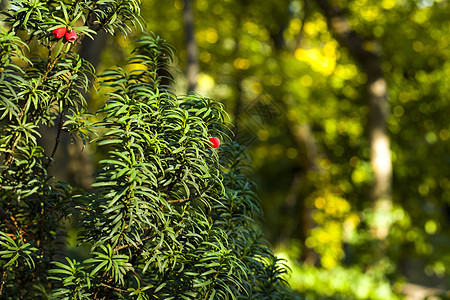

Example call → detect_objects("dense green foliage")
0 0 290 298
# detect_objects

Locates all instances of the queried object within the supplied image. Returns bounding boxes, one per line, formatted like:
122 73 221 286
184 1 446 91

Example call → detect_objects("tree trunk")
268 9 320 263
283 123 320 264
44 32 107 191
0 0 7 12
183 0 199 93
315 0 393 239
79 30 108 72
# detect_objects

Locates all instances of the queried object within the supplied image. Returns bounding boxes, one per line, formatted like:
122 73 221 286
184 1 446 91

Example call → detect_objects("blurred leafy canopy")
135 0 449 298
0 0 291 298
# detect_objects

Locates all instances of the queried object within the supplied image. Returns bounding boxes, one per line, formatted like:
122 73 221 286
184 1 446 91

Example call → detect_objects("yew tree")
0 0 290 298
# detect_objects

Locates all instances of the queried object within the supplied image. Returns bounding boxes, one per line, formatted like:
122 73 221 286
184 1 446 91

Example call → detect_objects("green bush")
0 0 290 298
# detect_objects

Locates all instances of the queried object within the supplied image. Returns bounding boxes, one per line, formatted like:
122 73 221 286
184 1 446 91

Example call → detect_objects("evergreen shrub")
0 0 290 298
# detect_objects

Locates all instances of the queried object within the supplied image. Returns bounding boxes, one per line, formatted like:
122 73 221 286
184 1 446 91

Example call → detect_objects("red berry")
52 27 66 39
65 30 77 42
209 137 220 148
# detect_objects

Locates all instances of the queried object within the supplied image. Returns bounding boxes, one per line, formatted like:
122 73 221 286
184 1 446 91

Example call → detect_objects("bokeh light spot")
257 129 270 141
286 147 298 159
350 156 360 167
425 220 437 235
439 129 449 140
393 106 404 117
413 41 424 52
300 75 313 87
205 28 219 43
233 58 250 70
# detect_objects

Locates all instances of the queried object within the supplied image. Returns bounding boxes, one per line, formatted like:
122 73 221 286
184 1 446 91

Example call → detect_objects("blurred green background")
38 0 450 298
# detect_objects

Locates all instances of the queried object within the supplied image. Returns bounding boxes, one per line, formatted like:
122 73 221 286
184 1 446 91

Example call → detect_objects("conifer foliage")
0 0 290 298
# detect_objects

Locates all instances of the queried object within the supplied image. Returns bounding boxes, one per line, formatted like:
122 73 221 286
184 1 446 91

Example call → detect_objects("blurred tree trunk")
269 4 319 264
79 31 108 74
0 0 6 12
45 33 108 191
315 0 393 239
228 13 244 138
183 0 199 93
283 123 320 264
0 0 8 27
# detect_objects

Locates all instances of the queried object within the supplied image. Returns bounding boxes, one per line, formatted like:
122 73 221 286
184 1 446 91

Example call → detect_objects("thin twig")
132 270 147 286
47 106 65 166
99 282 128 293
167 198 189 204
114 236 152 252
0 269 7 296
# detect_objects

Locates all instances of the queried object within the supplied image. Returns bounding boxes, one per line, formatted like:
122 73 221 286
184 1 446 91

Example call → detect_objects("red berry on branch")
52 27 66 39
209 137 220 148
65 30 77 42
